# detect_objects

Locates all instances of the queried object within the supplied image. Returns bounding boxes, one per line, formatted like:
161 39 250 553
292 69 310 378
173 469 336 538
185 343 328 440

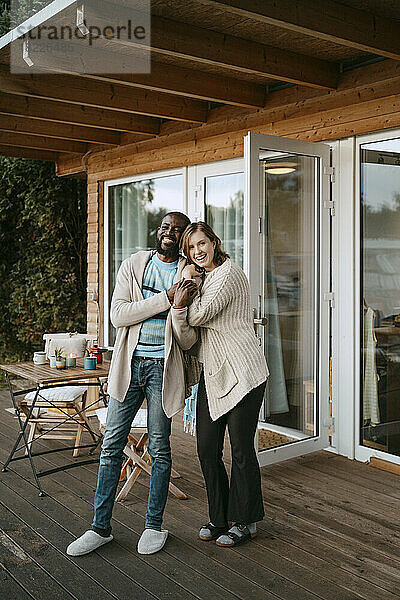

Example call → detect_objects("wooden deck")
1 389 400 600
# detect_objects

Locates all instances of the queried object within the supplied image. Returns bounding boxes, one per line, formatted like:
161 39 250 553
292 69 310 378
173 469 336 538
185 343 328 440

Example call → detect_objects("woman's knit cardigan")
172 259 269 421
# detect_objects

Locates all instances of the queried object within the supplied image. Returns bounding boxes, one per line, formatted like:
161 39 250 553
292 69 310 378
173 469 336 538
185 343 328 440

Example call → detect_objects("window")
104 159 245 347
104 171 184 346
204 172 244 268
195 159 245 269
360 138 400 457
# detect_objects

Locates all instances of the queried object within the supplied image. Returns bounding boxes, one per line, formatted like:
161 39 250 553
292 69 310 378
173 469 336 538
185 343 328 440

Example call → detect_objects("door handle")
253 317 268 326
253 309 267 345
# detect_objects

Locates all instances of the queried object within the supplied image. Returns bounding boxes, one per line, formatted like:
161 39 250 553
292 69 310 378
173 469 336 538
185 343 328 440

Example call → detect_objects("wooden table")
0 358 109 496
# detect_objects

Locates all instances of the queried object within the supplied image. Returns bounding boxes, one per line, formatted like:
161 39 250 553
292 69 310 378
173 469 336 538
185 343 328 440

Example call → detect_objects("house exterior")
1 0 400 471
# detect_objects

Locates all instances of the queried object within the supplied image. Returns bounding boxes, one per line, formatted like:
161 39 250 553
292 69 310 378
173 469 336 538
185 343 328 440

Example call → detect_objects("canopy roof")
0 0 399 164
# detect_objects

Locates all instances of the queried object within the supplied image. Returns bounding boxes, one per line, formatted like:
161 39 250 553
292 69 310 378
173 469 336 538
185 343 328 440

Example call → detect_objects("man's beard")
156 236 179 258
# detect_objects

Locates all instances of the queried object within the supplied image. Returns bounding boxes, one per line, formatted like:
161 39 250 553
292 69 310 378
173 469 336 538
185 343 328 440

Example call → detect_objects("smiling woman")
180 221 229 272
172 221 268 547
187 230 215 270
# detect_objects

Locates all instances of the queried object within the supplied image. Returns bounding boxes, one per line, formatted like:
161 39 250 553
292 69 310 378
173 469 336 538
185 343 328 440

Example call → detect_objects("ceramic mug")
49 356 57 368
33 351 46 365
84 356 97 370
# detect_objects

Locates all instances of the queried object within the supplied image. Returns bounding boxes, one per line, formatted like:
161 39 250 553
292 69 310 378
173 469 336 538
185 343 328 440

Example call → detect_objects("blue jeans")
92 357 172 533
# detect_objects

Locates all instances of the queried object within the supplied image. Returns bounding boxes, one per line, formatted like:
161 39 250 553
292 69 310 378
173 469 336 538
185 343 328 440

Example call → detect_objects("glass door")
245 132 331 466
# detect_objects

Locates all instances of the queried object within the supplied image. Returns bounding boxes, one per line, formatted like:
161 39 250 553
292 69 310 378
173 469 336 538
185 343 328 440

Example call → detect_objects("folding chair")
96 407 187 501
21 385 95 457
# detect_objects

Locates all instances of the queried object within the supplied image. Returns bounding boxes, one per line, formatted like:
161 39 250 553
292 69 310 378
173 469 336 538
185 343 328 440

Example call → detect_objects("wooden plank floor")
1 389 400 600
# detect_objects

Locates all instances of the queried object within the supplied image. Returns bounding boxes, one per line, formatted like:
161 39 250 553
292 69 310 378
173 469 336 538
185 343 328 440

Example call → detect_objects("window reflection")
108 175 183 344
205 173 244 268
361 141 400 456
259 153 318 449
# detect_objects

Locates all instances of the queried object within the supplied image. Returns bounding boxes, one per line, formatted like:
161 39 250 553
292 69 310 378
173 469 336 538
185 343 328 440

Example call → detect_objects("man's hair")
180 221 229 267
161 212 191 230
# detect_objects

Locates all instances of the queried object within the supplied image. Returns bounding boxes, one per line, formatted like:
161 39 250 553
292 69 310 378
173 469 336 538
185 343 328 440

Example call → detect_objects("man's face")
156 214 187 258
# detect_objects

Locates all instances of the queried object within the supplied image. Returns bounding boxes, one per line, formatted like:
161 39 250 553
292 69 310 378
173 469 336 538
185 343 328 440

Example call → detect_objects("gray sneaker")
66 530 113 556
137 528 168 554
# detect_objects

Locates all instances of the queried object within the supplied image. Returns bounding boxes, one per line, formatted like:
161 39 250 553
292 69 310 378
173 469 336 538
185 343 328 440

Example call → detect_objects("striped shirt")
134 253 178 358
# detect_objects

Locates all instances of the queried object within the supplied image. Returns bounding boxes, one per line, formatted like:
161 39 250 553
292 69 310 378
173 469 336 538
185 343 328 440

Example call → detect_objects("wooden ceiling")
0 0 400 164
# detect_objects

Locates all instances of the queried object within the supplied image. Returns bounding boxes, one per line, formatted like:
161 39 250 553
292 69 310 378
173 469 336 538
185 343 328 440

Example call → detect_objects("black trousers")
196 372 266 528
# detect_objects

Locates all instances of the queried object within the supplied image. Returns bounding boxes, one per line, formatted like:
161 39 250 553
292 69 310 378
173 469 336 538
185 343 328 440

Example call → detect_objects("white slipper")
137 528 168 554
66 530 113 556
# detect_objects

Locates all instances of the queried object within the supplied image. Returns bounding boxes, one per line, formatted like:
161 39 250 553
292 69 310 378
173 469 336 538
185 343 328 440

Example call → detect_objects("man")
67 212 197 556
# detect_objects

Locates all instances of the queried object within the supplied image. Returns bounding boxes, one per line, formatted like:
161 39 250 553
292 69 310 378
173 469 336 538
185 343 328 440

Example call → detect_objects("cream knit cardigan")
107 251 199 418
172 259 269 421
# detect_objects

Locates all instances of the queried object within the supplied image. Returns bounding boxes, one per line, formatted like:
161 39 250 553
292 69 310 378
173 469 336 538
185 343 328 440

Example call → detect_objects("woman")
171 222 269 547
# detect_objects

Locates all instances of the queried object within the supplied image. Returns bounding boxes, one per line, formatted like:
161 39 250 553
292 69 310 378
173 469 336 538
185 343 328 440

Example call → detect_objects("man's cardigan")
108 251 200 418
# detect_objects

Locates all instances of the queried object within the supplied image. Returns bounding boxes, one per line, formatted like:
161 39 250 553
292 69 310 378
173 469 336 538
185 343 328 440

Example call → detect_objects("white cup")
33 351 46 365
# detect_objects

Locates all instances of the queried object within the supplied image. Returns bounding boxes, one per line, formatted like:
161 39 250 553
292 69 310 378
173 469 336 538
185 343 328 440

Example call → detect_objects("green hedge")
0 157 87 367
1 1 52 34
0 1 9 36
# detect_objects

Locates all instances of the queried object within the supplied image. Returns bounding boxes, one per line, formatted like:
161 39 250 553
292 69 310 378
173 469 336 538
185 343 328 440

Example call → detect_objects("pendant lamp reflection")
264 161 296 175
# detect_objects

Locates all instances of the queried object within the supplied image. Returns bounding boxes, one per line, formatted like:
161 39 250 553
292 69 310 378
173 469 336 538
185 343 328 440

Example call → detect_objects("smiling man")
67 212 197 557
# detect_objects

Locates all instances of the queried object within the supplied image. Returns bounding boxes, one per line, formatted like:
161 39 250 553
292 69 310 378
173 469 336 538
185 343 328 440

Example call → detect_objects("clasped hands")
167 265 201 307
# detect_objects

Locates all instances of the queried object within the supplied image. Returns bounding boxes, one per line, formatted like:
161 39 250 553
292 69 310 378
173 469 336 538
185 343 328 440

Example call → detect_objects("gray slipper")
66 530 113 556
137 528 168 554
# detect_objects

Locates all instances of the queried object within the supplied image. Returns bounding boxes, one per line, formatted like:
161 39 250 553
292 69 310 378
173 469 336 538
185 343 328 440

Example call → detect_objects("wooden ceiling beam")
197 0 400 61
0 92 159 134
88 9 338 89
0 64 208 123
0 114 120 145
20 45 265 108
0 131 88 154
82 65 265 109
156 19 331 88
120 132 156 145
0 144 59 162
55 154 86 177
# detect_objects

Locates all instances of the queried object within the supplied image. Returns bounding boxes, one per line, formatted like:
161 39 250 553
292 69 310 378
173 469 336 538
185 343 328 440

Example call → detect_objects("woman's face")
188 230 216 271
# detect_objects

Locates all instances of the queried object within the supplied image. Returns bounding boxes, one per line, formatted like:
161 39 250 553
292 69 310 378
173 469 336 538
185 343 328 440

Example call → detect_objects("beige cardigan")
108 251 199 417
172 259 269 421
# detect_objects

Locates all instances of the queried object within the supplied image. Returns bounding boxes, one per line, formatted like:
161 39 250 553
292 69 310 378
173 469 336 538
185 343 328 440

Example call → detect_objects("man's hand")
167 281 181 304
173 279 198 307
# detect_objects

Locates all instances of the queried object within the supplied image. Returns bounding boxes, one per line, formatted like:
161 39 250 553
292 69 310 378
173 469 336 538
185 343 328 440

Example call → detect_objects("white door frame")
330 137 357 459
244 132 331 465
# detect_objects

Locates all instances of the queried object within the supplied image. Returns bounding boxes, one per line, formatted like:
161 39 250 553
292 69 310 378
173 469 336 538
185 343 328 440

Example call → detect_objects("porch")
1 389 399 600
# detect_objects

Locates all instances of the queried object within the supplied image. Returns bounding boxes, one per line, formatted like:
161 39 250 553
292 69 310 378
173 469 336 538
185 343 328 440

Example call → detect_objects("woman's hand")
173 279 198 307
182 264 199 279
182 264 204 291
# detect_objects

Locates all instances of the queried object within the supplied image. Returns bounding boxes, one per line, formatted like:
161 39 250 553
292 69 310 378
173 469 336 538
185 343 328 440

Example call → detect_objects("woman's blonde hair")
180 221 229 267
